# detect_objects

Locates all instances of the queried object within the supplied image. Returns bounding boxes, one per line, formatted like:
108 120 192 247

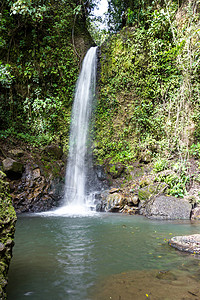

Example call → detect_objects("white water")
63 47 97 210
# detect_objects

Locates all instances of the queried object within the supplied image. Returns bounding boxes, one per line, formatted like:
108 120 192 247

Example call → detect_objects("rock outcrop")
11 162 64 213
2 158 23 180
96 189 140 214
0 171 17 299
0 142 65 213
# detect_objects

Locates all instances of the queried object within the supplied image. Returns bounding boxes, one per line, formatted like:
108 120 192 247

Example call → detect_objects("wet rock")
94 165 107 181
11 163 64 213
2 158 23 179
169 234 200 254
121 205 139 215
96 202 103 212
95 190 108 211
156 270 177 281
127 195 139 206
97 190 127 212
143 195 192 220
105 193 126 212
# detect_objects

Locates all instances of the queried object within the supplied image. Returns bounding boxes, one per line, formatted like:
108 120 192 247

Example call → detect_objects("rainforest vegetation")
0 0 94 148
0 0 200 195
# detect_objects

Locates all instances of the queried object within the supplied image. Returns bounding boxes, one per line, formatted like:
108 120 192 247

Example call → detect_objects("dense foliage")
95 0 200 166
107 0 185 32
0 0 93 147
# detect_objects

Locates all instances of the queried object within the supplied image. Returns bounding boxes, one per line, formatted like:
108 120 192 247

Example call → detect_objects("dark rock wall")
0 142 65 213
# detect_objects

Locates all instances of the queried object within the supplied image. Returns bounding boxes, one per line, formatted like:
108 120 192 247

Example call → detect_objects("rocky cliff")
0 171 17 299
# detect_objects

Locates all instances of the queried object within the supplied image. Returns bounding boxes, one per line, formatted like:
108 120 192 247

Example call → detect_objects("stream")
7 213 200 299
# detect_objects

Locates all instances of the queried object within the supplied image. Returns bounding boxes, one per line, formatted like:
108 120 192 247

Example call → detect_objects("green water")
7 213 200 300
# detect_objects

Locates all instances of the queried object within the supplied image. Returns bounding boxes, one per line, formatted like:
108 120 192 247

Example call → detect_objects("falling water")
63 46 97 209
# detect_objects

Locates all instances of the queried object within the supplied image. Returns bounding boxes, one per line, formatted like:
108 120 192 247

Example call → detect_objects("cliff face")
0 171 17 299
95 0 200 165
92 1 200 208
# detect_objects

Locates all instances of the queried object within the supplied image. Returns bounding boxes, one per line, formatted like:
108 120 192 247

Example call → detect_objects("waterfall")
63 46 97 209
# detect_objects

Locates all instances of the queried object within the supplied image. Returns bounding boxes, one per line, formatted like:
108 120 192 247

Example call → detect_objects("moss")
0 170 17 299
138 182 167 202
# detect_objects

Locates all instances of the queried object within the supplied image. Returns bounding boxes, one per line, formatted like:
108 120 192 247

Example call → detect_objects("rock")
8 149 24 157
95 190 109 212
109 187 121 194
184 195 198 208
138 182 167 203
94 165 107 181
105 193 126 212
44 144 63 159
32 168 40 180
11 163 64 213
191 206 200 220
121 205 139 215
128 195 139 206
99 191 127 212
96 202 102 212
2 158 23 179
169 234 200 254
156 270 177 281
0 172 17 299
143 195 192 220
139 177 152 188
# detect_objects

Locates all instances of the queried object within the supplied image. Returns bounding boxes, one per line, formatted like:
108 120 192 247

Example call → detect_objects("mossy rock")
44 145 63 160
138 182 168 202
0 170 17 299
106 163 125 179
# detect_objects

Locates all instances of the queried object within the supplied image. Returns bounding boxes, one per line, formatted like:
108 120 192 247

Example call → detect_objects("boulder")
2 158 23 179
169 234 200 254
97 190 127 212
105 193 126 212
44 144 63 160
143 195 192 220
127 195 139 206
